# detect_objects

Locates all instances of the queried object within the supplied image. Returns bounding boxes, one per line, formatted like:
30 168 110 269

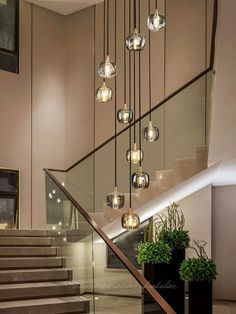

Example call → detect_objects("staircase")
91 145 208 227
0 230 89 314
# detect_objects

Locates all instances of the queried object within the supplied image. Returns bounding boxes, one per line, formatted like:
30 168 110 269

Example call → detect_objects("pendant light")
142 0 160 142
122 208 140 230
117 0 133 125
132 0 150 190
96 0 113 102
126 0 143 165
147 0 165 32
96 82 113 103
107 0 124 210
122 2 140 230
126 0 145 51
98 0 116 78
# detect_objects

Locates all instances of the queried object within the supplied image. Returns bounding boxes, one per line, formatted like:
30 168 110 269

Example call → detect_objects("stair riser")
0 238 52 247
0 247 58 257
0 258 65 270
0 300 90 314
0 285 80 302
0 270 72 284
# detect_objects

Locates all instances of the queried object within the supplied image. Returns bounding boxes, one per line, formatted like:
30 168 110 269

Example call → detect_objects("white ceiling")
26 0 103 15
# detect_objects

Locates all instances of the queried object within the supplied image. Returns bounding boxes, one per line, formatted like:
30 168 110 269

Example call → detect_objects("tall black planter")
188 281 212 314
142 249 185 314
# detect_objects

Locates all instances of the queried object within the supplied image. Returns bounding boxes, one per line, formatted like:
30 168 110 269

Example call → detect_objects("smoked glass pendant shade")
147 10 165 32
142 121 159 142
126 143 144 164
107 187 124 210
122 209 140 230
117 104 133 124
132 167 150 190
96 82 112 103
126 29 145 51
98 55 116 78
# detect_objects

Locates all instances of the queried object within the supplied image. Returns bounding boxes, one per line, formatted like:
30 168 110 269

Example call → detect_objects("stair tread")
0 268 70 274
0 281 77 290
0 296 88 309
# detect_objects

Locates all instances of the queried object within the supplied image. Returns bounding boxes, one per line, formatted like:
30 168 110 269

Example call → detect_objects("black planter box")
188 281 212 314
142 249 185 314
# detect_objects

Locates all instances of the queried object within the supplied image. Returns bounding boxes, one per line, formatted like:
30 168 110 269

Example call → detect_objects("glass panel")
0 0 17 52
45 173 169 314
52 72 212 273
0 196 16 229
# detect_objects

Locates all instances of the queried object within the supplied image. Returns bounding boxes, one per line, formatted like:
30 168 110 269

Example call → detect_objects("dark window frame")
0 0 20 74
0 168 19 229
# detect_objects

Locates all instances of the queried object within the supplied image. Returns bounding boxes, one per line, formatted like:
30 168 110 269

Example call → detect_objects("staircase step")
0 247 58 257
0 237 52 247
0 281 80 302
0 230 49 237
0 296 90 313
0 257 64 269
0 268 72 284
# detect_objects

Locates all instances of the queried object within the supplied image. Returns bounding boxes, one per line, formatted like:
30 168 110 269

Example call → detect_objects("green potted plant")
153 202 190 313
137 221 172 314
180 240 217 314
138 203 190 314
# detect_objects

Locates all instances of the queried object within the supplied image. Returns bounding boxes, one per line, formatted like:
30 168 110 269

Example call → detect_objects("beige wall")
209 0 236 164
0 2 95 229
0 1 32 228
212 185 236 301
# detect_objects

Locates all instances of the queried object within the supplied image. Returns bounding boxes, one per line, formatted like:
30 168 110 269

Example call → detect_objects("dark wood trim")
210 0 218 69
44 168 176 314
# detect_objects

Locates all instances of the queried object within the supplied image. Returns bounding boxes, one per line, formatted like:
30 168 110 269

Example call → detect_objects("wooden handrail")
44 168 176 314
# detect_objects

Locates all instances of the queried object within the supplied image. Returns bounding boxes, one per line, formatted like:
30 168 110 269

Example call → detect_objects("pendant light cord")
103 0 106 83
115 0 117 188
129 0 132 209
133 0 136 143
138 0 142 167
124 0 127 104
156 0 158 10
148 0 152 121
107 0 110 56
133 0 137 29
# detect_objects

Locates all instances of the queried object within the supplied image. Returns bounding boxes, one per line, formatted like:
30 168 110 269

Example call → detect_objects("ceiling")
26 0 103 15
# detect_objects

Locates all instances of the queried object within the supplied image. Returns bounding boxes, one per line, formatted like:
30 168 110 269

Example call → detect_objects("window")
0 0 19 73
0 169 19 229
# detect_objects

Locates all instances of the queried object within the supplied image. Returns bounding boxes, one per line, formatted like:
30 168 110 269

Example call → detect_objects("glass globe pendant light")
98 55 116 78
147 9 165 32
107 187 124 210
117 104 133 124
132 167 150 190
126 0 145 51
126 28 145 51
126 143 144 165
106 0 124 211
142 120 159 142
122 208 140 230
96 81 112 103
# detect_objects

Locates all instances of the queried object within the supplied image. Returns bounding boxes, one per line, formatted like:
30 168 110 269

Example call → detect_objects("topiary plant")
137 241 172 265
155 202 190 250
159 229 190 250
179 241 217 282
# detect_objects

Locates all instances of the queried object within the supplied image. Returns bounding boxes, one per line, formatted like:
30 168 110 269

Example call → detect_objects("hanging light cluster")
95 0 165 231
96 0 115 103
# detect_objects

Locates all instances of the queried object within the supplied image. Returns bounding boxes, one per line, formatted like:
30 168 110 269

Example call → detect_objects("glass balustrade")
45 173 173 314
